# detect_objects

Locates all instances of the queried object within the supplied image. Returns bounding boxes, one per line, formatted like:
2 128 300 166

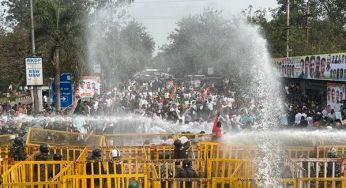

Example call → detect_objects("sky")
128 0 279 51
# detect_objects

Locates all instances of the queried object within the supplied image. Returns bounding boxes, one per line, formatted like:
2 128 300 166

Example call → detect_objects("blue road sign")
52 73 73 108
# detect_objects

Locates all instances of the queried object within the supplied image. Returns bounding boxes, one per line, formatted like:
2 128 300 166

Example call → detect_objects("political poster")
76 76 100 98
327 83 345 112
25 57 43 85
274 52 346 81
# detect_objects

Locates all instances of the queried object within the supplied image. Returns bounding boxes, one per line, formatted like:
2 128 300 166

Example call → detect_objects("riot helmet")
92 148 102 158
111 149 121 158
183 159 192 168
53 153 62 160
14 137 24 146
174 139 183 148
128 180 139 188
39 143 50 153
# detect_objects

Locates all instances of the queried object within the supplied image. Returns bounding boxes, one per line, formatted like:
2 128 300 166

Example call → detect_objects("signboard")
25 57 43 85
327 83 345 112
52 73 73 108
274 52 346 81
76 76 100 98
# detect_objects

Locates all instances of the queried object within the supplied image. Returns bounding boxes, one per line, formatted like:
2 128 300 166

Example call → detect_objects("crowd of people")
0 76 346 140
282 83 346 129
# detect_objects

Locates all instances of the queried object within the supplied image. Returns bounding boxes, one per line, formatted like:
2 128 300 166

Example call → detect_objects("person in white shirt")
295 112 302 125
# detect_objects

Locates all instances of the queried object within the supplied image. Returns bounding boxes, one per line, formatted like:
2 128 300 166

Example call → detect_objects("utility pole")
30 0 40 114
286 0 290 58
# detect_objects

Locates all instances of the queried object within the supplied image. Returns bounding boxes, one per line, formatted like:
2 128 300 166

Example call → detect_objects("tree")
32 0 92 110
245 0 346 57
157 9 236 77
87 6 154 88
0 27 30 91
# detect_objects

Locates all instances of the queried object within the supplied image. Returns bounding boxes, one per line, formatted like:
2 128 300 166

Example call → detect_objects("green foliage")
246 0 346 57
156 9 235 77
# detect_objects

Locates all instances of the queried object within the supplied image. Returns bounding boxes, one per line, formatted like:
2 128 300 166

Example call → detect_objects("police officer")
35 143 52 161
35 144 52 182
86 148 105 187
108 149 122 174
175 160 198 188
9 137 26 161
173 139 189 160
51 153 62 177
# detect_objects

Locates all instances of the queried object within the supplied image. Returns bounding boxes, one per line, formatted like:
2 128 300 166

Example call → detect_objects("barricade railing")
147 159 206 179
297 177 346 188
0 145 10 174
26 128 103 147
282 156 307 178
198 142 257 160
150 178 211 188
48 160 76 188
74 147 89 175
62 174 147 188
285 146 316 158
104 133 213 147
292 158 344 186
317 145 346 158
101 146 149 161
211 178 297 188
1 161 71 186
206 159 255 179
0 135 16 146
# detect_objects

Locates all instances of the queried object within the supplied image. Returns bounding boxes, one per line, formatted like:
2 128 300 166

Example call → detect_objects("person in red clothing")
212 113 222 141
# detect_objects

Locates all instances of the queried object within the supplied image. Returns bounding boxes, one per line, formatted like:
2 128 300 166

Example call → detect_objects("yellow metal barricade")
198 142 257 160
298 177 346 188
26 128 104 147
211 178 297 188
317 145 346 158
49 160 76 188
1 161 71 187
285 146 316 158
206 159 255 179
104 133 213 147
0 134 16 146
74 148 89 175
102 146 149 161
62 174 147 188
150 178 210 188
0 145 10 175
148 159 206 179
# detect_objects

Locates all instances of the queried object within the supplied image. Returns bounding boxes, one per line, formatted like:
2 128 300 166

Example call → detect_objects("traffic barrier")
1 161 71 186
297 177 346 188
148 159 206 179
104 133 213 147
101 146 149 161
62 174 148 188
206 159 255 179
26 128 104 147
292 158 344 178
211 178 297 188
317 145 346 158
198 142 257 160
285 146 316 158
0 135 16 146
150 178 210 188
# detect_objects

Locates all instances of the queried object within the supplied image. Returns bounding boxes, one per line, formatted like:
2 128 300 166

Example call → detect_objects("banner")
25 57 43 85
327 83 345 112
274 53 346 81
76 76 100 98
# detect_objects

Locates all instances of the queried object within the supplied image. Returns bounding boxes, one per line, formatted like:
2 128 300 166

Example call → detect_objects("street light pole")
30 0 40 114
286 0 290 58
